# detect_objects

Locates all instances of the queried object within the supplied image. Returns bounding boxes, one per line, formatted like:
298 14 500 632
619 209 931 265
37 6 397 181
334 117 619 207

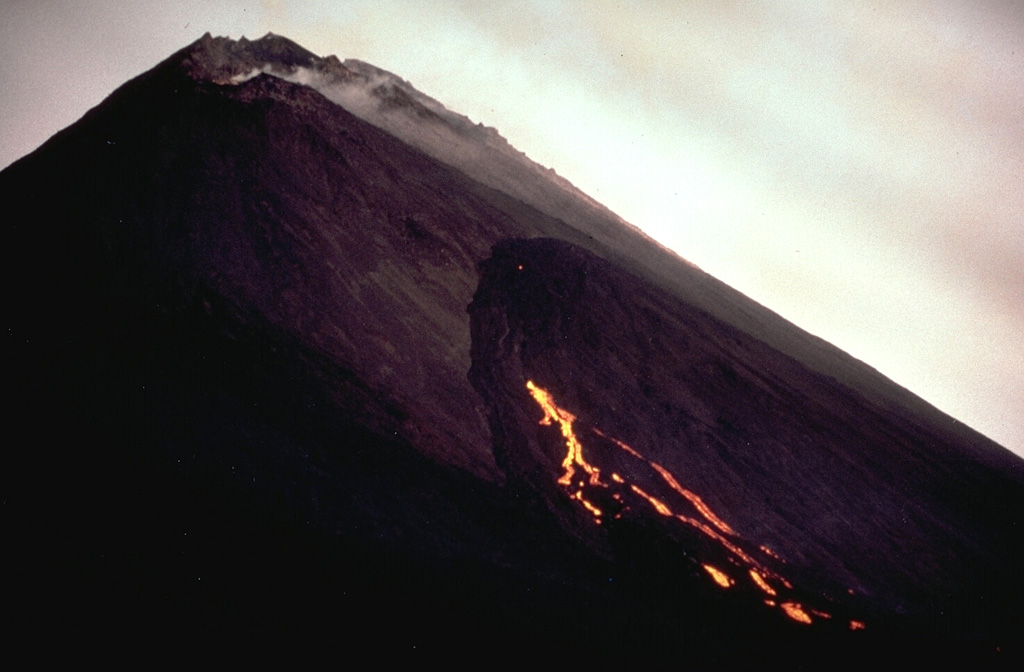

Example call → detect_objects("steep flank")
175 33 1018 473
469 239 1024 643
3 32 1022 662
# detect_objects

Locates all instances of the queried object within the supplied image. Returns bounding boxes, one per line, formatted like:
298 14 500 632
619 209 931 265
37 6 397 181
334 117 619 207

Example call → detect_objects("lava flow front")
525 380 864 630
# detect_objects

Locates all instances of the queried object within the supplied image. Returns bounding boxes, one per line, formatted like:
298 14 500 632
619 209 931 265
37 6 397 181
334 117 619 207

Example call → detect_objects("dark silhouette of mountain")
4 33 1022 664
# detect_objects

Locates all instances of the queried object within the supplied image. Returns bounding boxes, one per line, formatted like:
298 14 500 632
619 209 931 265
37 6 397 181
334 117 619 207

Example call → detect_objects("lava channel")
525 380 864 630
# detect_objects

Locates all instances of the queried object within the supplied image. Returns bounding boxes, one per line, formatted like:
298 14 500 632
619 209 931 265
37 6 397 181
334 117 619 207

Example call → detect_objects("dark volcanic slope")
470 239 1024 643
3 42 634 652
4 33 1023 661
6 51 579 479
173 34 1014 472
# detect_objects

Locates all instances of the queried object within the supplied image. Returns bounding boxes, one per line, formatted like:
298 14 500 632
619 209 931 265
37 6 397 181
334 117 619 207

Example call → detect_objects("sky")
2 1 1021 456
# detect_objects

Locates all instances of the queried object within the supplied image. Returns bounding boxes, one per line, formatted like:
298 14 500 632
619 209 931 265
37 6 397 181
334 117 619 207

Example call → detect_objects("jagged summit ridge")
186 32 510 148
180 33 638 257
184 32 322 82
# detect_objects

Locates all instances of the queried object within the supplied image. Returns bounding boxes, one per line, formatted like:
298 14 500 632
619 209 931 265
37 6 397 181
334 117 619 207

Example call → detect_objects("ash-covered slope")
3 33 1023 661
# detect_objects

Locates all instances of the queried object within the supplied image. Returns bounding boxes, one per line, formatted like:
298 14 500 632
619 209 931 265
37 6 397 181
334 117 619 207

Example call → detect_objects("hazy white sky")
2 1 1021 455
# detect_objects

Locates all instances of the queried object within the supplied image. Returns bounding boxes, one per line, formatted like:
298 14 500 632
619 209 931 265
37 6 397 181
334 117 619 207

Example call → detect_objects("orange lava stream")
750 569 778 597
526 381 605 515
630 484 673 516
526 381 599 488
595 429 735 536
524 381 865 630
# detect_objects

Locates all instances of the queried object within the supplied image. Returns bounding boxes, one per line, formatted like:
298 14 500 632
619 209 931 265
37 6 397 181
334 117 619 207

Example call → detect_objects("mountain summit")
4 33 1022 662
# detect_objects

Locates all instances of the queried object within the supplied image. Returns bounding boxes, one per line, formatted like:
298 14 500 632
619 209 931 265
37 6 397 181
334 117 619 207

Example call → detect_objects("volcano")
4 33 1022 663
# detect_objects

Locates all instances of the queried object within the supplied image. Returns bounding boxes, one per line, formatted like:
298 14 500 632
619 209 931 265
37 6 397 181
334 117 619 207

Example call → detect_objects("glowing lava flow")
595 428 735 537
525 380 864 630
526 381 606 519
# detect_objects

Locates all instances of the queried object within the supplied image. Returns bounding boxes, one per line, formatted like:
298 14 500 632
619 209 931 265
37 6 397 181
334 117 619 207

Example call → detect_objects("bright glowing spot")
849 620 866 631
780 602 813 624
703 564 735 588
